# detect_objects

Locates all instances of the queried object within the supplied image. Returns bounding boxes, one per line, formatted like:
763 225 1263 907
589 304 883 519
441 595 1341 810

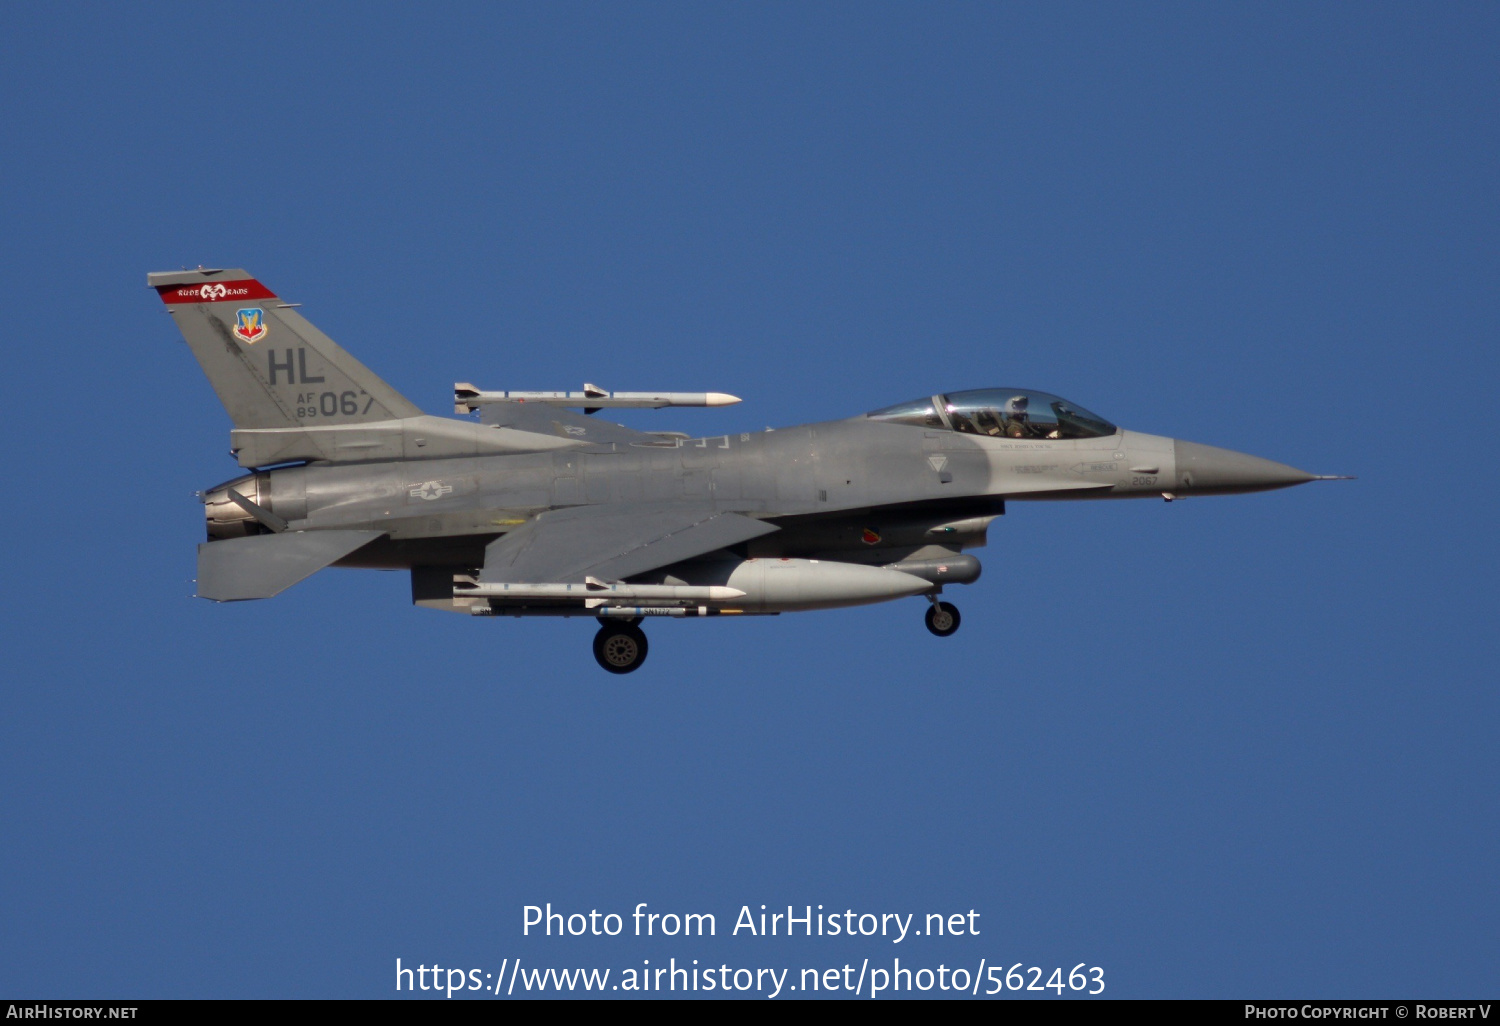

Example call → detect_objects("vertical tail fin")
150 268 421 430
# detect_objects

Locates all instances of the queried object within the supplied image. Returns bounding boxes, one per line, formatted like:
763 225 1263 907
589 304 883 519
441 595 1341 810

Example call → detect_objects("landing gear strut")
593 622 649 673
924 599 961 637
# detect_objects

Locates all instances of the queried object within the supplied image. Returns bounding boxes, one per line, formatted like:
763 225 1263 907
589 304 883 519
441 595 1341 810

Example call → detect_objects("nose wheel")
593 623 649 673
925 600 961 637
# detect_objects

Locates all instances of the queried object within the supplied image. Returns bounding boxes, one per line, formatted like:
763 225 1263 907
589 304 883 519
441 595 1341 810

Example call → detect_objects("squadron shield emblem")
232 308 267 344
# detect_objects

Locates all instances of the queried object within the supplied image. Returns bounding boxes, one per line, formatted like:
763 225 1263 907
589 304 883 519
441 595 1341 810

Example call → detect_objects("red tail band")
157 279 276 305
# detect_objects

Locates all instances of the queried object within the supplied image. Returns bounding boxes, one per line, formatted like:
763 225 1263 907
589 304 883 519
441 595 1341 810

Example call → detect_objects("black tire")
593 624 649 674
925 601 961 637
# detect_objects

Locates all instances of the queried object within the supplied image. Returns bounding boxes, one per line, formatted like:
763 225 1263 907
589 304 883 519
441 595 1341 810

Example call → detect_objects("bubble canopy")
867 389 1118 440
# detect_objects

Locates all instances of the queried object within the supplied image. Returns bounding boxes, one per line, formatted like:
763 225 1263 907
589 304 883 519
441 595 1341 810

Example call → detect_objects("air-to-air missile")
453 384 742 413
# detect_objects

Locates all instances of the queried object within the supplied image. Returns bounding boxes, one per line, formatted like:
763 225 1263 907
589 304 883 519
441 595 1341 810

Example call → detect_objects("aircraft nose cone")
1173 439 1317 494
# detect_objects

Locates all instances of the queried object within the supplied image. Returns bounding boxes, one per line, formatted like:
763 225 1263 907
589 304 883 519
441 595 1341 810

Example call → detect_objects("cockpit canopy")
867 388 1117 440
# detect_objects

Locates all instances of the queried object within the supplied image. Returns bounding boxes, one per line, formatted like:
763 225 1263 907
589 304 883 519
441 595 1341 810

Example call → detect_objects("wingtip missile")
456 581 747 603
454 384 744 412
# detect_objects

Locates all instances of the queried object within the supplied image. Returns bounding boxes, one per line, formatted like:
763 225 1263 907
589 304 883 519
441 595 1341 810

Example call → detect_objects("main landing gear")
924 598 961 637
593 622 649 674
591 600 960 672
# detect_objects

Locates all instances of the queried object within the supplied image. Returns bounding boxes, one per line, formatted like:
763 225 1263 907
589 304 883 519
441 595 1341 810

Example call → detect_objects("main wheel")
925 601 961 637
593 623 649 673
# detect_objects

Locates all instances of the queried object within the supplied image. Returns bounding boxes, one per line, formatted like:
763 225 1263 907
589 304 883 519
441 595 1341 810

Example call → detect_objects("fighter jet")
154 268 1348 673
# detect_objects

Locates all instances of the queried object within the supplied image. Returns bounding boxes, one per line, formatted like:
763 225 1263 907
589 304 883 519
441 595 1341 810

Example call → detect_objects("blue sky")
0 1 1495 998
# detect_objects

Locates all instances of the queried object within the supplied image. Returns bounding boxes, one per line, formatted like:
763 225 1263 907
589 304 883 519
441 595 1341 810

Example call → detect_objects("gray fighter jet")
154 268 1347 673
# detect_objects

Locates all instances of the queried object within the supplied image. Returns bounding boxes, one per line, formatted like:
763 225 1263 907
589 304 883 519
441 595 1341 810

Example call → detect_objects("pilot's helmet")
1006 395 1029 416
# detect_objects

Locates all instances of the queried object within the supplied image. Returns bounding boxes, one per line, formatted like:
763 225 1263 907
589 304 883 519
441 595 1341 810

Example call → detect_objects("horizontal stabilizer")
197 529 385 602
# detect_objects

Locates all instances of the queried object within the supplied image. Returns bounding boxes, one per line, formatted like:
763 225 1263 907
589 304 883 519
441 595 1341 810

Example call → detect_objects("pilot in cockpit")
1001 394 1031 437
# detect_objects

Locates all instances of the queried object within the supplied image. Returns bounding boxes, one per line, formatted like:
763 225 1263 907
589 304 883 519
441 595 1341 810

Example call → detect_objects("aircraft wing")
478 401 658 446
479 503 779 584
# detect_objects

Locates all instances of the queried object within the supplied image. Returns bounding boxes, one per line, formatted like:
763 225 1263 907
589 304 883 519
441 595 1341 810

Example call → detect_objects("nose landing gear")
593 622 649 673
924 597 961 637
